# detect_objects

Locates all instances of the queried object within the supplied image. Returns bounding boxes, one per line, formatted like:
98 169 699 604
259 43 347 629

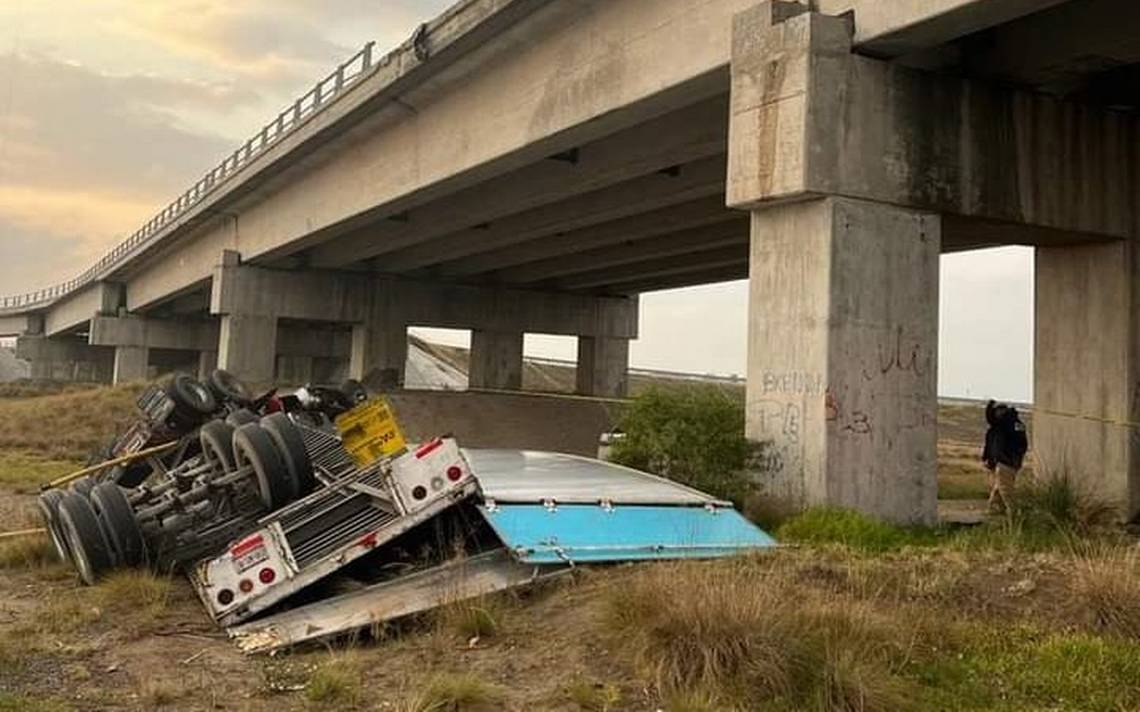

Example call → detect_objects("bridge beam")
89 314 221 385
212 253 638 392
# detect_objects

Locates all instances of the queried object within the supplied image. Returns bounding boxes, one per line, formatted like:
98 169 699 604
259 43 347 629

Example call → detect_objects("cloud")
0 53 241 198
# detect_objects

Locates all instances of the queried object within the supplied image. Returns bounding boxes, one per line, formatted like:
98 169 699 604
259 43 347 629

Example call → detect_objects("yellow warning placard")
334 398 407 467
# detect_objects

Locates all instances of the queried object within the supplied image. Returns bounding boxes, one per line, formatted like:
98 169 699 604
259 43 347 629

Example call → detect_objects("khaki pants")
988 463 1018 513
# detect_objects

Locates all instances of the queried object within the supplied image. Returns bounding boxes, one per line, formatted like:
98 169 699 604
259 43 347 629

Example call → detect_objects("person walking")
982 400 1029 514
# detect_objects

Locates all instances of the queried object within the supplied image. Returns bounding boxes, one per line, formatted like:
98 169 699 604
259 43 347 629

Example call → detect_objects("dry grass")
0 383 143 461
395 672 505 712
0 452 83 493
1072 547 1140 639
603 558 924 710
0 532 55 569
564 680 622 711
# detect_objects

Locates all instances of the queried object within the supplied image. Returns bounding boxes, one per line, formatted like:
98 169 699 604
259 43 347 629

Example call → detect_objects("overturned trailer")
224 448 775 654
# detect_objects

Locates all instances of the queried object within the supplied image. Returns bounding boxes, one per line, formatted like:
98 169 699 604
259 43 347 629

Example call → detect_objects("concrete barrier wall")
387 389 621 457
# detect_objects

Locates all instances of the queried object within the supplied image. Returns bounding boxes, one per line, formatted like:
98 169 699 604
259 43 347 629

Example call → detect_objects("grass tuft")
304 655 363 708
1072 547 1140 639
396 672 504 712
434 595 503 641
0 533 55 569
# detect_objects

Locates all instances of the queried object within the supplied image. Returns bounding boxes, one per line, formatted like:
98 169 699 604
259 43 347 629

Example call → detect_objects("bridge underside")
8 0 1140 523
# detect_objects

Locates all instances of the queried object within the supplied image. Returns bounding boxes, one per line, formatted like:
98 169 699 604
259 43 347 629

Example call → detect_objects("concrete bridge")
3 0 1139 523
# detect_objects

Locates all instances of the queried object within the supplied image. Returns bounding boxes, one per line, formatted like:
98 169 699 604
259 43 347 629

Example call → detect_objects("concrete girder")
819 0 1070 57
552 244 750 292
728 7 1140 240
495 218 750 287
44 282 124 337
308 96 731 269
0 313 37 338
16 335 114 383
438 195 736 278
88 314 219 352
211 258 638 339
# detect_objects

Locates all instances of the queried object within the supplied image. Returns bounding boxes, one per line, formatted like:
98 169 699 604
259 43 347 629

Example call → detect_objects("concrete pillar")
469 330 523 390
350 322 407 390
112 346 149 383
218 314 277 386
198 351 218 381
746 198 939 525
576 336 629 397
1035 241 1140 519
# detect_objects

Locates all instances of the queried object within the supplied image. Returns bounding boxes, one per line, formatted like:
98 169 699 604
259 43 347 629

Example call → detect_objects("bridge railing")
0 41 379 315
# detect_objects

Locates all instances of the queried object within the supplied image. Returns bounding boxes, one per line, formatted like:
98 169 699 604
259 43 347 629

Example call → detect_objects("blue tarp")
478 503 777 564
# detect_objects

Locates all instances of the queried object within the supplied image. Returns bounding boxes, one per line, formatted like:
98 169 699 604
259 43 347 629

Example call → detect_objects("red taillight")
259 567 276 584
238 578 254 593
447 465 463 482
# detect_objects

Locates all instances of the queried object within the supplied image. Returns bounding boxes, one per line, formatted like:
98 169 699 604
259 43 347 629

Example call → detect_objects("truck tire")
200 420 237 474
57 492 113 585
90 483 146 568
37 489 71 563
167 374 217 420
233 424 297 510
340 379 368 405
71 475 96 498
225 409 259 427
208 369 254 407
261 413 315 496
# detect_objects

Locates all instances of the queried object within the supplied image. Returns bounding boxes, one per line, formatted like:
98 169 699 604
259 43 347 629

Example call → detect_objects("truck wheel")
233 424 298 510
225 409 259 427
261 413 315 496
71 475 96 498
57 492 114 585
167 374 217 419
37 489 71 563
340 379 368 405
200 420 237 474
90 483 146 568
208 369 254 407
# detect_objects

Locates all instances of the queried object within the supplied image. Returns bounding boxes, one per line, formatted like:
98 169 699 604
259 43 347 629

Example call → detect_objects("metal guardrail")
0 41 378 315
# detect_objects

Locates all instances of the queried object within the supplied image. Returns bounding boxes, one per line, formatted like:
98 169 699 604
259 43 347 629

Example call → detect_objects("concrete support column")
576 336 630 397
746 198 939 524
113 346 149 384
218 314 277 386
198 351 218 381
350 322 407 390
1035 241 1140 519
469 330 523 390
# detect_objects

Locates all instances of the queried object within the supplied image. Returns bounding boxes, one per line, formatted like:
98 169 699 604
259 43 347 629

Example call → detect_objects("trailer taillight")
447 465 463 482
259 567 276 585
238 578 254 594
217 589 234 606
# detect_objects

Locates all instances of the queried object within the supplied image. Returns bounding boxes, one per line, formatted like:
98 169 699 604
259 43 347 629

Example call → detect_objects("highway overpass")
3 0 1139 523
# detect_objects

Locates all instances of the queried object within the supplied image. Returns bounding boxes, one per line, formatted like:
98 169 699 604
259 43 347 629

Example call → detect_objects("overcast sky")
0 0 1034 403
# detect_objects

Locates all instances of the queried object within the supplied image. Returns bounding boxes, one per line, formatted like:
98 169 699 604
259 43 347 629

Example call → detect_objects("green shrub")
609 385 751 504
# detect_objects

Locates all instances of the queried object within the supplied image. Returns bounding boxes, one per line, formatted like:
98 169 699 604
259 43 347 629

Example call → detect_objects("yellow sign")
334 398 407 467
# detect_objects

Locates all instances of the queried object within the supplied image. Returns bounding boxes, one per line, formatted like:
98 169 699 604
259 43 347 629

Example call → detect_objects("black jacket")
982 401 1028 469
